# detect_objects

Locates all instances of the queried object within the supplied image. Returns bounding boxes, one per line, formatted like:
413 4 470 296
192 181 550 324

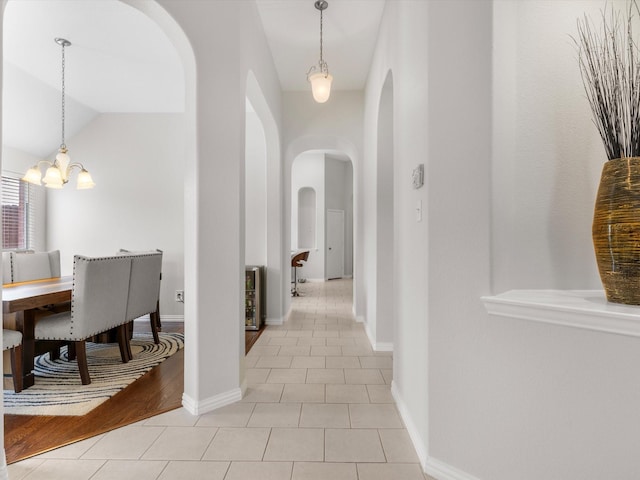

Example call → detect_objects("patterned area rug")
3 332 184 416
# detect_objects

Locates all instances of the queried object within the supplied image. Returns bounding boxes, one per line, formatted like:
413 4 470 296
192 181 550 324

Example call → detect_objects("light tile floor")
8 279 434 480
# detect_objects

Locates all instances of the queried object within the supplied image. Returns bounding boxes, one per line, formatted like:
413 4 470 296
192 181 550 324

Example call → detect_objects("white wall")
1 145 44 174
245 109 267 267
46 113 185 318
361 1 640 480
485 2 640 479
492 0 608 293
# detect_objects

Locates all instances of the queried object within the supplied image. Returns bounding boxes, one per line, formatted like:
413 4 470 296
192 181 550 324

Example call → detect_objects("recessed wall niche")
297 187 316 249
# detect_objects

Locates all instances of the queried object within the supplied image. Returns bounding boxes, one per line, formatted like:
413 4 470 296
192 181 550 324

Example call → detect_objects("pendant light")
306 0 333 103
23 38 95 189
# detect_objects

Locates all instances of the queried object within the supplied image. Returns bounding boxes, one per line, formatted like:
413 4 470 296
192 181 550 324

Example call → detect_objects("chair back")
70 255 132 339
2 252 14 284
291 250 309 267
119 251 163 321
12 250 61 283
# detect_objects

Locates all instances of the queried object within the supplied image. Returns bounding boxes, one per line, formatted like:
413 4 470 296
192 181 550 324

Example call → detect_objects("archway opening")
290 151 353 287
0 0 196 465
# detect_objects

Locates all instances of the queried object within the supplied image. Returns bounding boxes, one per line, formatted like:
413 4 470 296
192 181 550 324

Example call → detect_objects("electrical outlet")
175 290 184 303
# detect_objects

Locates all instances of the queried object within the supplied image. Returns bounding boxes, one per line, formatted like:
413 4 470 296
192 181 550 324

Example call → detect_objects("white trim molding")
391 381 427 466
374 342 393 352
364 320 393 351
182 387 242 416
365 321 375 347
265 317 283 326
240 379 248 397
424 457 483 480
133 314 184 323
482 289 640 337
391 381 480 480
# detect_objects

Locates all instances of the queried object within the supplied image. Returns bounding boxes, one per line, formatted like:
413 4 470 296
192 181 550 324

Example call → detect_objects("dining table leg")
15 309 35 389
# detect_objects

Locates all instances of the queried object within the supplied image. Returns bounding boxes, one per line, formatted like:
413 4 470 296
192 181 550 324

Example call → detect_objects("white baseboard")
424 457 483 480
375 342 393 352
362 318 393 352
240 379 248 397
364 320 376 347
391 380 428 467
266 317 283 326
355 315 365 324
391 381 480 480
182 387 242 416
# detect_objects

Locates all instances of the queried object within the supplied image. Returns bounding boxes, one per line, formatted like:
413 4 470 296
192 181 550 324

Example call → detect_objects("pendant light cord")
319 6 324 67
60 41 66 150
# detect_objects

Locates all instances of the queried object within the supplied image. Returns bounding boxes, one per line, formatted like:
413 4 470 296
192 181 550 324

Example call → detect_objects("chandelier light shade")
307 0 333 103
22 38 95 190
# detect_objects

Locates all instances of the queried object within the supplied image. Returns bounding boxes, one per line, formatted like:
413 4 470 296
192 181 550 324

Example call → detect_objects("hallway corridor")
8 279 432 480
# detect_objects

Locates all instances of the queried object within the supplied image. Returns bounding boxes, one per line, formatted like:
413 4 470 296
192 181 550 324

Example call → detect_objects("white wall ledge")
481 290 640 337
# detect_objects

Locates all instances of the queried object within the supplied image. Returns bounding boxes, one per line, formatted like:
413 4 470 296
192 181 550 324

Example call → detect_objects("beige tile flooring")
8 279 433 480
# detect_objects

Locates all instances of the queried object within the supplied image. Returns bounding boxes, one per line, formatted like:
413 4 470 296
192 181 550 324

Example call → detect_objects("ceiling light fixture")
23 38 95 190
306 0 333 103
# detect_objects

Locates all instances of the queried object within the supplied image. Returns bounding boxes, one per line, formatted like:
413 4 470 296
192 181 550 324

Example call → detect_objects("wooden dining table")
2 276 73 389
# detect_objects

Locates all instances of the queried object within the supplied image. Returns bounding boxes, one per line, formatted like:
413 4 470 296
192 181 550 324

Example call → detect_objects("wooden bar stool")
291 250 309 297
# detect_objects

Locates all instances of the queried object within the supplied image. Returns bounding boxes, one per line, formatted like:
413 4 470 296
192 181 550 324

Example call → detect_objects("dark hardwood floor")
5 322 264 464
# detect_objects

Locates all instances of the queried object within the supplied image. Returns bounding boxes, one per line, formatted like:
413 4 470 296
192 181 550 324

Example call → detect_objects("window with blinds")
1 175 43 250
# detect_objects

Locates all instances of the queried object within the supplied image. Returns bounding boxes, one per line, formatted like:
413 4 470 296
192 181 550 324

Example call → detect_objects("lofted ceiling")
2 0 385 158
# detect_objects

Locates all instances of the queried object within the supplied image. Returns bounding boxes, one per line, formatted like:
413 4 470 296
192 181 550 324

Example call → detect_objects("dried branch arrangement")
574 1 640 160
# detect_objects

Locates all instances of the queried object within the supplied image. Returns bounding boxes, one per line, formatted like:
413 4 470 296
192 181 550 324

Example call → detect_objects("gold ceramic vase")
593 157 640 304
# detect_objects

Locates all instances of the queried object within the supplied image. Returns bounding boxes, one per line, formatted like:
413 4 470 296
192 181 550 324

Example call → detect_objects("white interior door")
326 209 345 280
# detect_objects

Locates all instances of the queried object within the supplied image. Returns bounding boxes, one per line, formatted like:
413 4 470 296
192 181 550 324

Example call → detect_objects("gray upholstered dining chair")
3 329 23 392
118 249 163 346
34 255 132 385
12 250 61 283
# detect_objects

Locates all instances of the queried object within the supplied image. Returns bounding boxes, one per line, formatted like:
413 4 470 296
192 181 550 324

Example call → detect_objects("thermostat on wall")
412 164 424 189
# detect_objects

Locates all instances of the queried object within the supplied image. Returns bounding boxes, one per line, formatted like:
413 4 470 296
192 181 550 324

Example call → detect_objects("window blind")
1 175 42 250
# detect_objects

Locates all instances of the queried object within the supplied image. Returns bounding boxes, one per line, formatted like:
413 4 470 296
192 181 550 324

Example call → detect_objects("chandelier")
306 0 333 103
23 38 95 189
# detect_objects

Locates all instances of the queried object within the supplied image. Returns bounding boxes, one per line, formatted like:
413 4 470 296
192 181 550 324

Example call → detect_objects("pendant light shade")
22 38 95 190
76 169 96 190
309 72 333 103
43 165 64 189
23 167 43 186
306 0 332 103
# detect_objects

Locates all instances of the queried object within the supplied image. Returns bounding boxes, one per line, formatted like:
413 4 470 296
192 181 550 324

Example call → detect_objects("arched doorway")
290 150 354 287
245 72 283 329
0 0 196 472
